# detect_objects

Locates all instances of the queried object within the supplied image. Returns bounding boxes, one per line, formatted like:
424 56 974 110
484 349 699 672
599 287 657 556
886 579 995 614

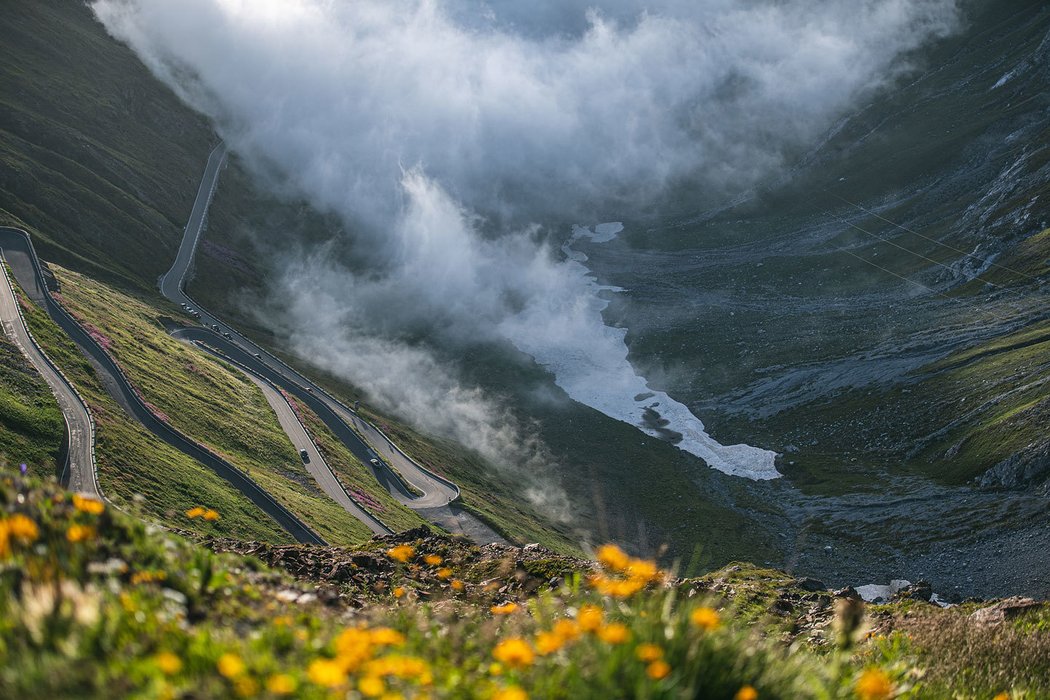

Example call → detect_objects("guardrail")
4 228 324 545
191 339 393 535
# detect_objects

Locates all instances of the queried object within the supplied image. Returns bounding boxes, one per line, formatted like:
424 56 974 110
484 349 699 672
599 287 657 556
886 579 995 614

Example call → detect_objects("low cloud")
93 0 960 508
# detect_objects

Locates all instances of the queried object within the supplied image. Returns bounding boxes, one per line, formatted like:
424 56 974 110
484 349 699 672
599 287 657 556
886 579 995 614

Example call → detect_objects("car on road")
299 449 310 463
211 324 220 331
370 458 380 467
222 332 232 339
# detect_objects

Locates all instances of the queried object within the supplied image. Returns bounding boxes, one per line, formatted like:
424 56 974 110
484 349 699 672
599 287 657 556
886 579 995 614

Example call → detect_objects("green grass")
0 296 64 477
1 475 1048 699
49 264 374 545
14 275 292 544
0 2 215 294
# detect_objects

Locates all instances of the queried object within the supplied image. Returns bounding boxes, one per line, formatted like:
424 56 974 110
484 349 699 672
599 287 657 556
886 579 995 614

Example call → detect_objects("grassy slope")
2 475 1048 699
0 292 64 477
13 275 291 543
50 264 374 545
0 1 214 293
289 395 427 533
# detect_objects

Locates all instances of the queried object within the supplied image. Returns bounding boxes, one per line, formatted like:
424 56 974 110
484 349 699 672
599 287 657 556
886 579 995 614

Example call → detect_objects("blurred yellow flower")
636 644 663 662
625 558 659 582
491 602 519 615
992 694 1010 700
493 638 535 669
72 494 105 515
393 586 406 598
6 514 39 542
66 524 95 543
217 653 245 679
534 631 565 655
424 554 443 566
387 545 415 562
552 619 581 642
855 668 893 700
646 660 671 680
451 579 465 591
185 506 206 519
492 687 528 700
597 623 630 644
308 658 347 688
488 662 504 676
596 544 630 571
370 627 406 647
437 568 453 580
266 674 297 695
202 509 220 521
154 651 182 675
690 606 721 631
359 675 385 697
577 604 603 632
735 685 759 700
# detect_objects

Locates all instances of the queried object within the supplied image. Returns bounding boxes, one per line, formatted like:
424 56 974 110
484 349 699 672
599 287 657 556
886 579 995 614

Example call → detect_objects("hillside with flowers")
1 473 1048 699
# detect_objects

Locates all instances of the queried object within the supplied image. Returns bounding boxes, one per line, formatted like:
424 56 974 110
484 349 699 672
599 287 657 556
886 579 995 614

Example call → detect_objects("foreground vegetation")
14 274 292 544
0 320 63 478
1 474 1046 699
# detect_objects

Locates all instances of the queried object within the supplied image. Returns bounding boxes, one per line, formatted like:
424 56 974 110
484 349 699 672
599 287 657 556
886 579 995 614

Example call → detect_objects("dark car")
299 449 310 463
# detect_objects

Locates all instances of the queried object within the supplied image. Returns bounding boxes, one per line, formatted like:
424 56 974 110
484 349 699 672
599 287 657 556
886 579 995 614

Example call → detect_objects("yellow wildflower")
386 545 415 562
690 606 721 631
365 655 430 679
72 494 105 515
596 544 630 571
334 627 374 671
492 687 528 700
855 668 893 700
451 579 465 591
992 694 1010 700
359 675 385 697
308 658 347 688
597 623 630 644
424 554 443 566
66 524 96 543
491 602 519 615
273 615 293 627
534 631 565 656
266 674 297 695
552 619 581 642
154 651 182 675
393 586 406 598
647 660 671 680
202 509 220 521
6 514 39 542
369 627 406 647
735 685 759 700
488 662 504 676
185 506 206 519
492 638 535 669
217 653 246 678
0 523 9 559
436 567 453 580
625 558 659 582
636 644 663 662
577 604 603 632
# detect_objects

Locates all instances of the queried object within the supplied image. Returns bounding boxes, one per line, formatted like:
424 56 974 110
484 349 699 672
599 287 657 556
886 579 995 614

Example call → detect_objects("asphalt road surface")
0 229 97 497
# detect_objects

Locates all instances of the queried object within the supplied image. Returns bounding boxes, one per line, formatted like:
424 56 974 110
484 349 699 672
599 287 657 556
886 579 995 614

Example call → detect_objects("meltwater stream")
503 222 780 481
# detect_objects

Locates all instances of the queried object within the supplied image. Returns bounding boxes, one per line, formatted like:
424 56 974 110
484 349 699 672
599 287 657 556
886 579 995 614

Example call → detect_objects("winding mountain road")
164 143 504 544
0 227 324 545
0 230 97 497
